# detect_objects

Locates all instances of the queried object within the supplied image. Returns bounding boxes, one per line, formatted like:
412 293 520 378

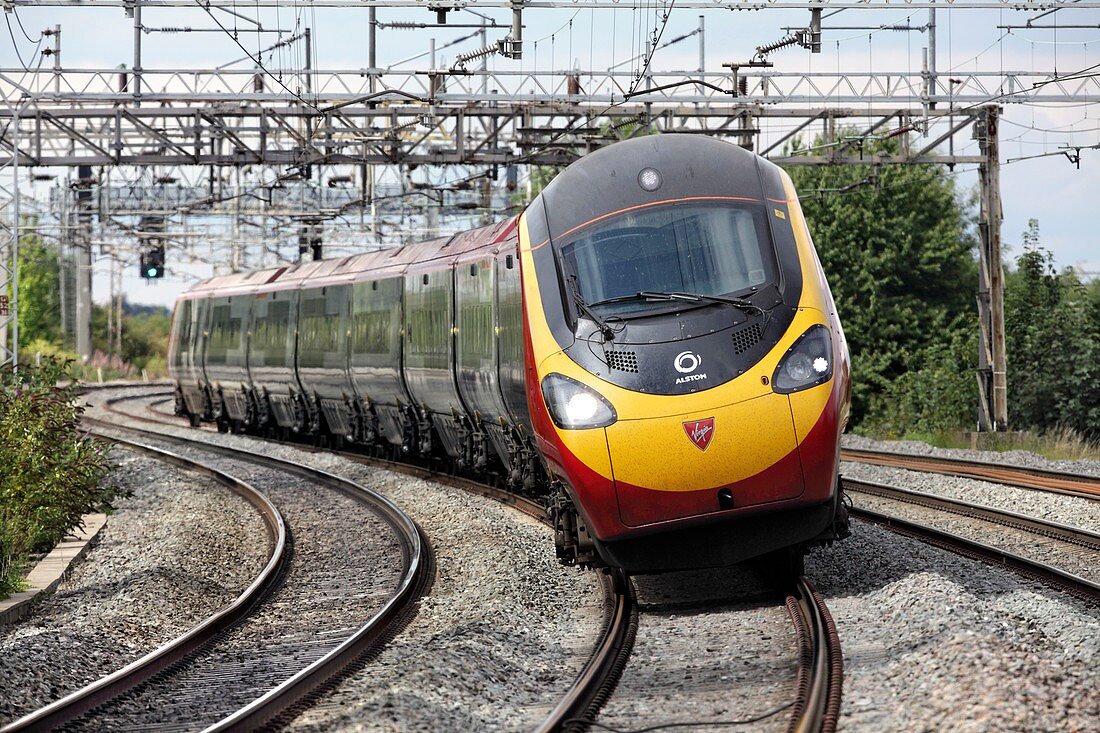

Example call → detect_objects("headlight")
773 325 834 394
541 373 617 429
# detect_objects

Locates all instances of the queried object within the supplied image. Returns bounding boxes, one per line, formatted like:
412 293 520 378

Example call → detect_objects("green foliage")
11 218 170 378
16 223 62 345
783 134 978 428
864 330 979 436
0 358 123 598
0 521 26 597
119 308 171 372
1004 222 1100 439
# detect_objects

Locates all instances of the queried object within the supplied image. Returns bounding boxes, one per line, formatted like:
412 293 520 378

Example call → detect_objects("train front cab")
518 135 851 573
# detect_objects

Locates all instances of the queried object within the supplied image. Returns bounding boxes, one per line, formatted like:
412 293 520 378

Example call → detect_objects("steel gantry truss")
3 0 1095 429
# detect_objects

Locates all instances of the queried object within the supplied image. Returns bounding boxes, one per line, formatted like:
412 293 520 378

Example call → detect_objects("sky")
2 2 1099 309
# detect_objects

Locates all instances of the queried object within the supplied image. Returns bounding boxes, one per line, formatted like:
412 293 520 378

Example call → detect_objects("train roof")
180 215 519 300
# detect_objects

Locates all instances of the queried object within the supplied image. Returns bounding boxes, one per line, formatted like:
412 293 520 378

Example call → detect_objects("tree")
1004 221 1100 438
16 223 62 345
783 134 979 429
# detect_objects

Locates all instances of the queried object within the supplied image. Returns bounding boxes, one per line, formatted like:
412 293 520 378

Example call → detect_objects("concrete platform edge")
0 513 108 625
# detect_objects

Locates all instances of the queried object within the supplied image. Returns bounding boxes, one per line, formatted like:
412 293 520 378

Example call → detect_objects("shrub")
0 521 25 597
0 358 123 582
862 329 979 437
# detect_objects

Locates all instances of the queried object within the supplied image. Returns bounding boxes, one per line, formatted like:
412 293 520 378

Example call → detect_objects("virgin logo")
683 417 715 451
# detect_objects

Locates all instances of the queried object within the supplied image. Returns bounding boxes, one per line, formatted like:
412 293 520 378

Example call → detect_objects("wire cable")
568 701 794 733
5 13 41 72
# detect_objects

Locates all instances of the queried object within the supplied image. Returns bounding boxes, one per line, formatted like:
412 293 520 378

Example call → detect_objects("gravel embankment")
842 462 1100 534
843 434 1100 479
94 388 1100 730
809 522 1099 731
86 388 605 731
849 491 1098 583
594 565 796 733
0 449 268 724
61 431 407 731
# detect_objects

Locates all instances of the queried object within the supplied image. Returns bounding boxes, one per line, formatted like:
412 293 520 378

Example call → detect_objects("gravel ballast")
808 521 1099 731
0 448 268 724
844 434 1100 480
849 491 1099 584
275 461 604 733
842 462 1100 534
594 566 797 733
89 388 1100 731
86 388 605 732
61 430 408 731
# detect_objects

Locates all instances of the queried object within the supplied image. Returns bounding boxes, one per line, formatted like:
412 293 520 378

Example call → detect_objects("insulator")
452 42 500 70
755 33 799 57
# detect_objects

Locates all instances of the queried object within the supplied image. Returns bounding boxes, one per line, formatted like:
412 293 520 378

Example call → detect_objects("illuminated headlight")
541 373 617 429
772 325 834 394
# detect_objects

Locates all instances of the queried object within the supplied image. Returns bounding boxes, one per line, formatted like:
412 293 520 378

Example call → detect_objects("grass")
880 426 1100 462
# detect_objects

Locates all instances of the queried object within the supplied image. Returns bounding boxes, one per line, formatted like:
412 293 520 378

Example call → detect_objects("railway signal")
139 215 166 280
141 245 166 279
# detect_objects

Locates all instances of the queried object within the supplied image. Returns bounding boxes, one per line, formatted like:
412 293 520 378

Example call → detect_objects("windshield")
558 202 777 316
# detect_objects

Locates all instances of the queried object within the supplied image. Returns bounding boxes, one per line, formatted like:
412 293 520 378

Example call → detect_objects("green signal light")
147 267 159 278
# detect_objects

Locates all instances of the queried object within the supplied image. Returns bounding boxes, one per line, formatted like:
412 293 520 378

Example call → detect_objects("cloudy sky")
3 2 1098 308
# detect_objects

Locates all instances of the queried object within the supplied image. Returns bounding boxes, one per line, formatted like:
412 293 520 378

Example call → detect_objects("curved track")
101 388 639 733
1 433 286 733
841 448 1100 500
114 387 846 733
7 398 430 732
845 478 1100 603
787 576 843 733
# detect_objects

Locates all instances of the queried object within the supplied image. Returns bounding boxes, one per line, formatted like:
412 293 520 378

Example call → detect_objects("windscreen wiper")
590 290 766 318
567 276 617 341
648 291 767 318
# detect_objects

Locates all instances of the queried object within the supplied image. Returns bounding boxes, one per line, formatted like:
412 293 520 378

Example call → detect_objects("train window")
558 202 776 316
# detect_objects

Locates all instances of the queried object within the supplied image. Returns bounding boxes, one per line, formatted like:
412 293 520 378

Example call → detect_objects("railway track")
106 387 846 732
104 389 640 733
841 447 1100 500
1 433 287 732
4 411 430 733
845 479 1100 603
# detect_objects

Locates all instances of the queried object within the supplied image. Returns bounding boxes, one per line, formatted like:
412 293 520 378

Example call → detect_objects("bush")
0 358 123 597
0 522 25 597
862 329 979 437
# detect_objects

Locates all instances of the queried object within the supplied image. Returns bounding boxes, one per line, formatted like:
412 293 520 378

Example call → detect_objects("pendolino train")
169 134 852 573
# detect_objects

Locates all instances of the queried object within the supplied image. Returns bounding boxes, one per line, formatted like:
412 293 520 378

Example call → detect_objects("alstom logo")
674 351 707 384
674 351 701 373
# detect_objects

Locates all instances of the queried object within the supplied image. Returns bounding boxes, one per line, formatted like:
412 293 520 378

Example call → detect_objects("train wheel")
188 412 201 428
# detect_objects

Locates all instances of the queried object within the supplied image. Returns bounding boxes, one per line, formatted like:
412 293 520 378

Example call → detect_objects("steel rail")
76 414 432 732
787 576 843 733
103 388 638 733
534 569 637 733
840 448 1100 500
849 506 1100 603
844 478 1100 552
0 434 288 733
